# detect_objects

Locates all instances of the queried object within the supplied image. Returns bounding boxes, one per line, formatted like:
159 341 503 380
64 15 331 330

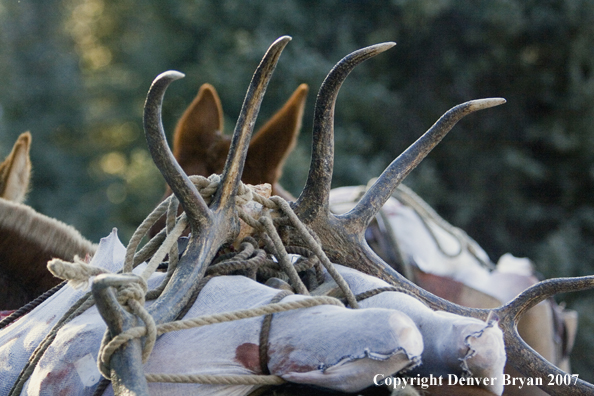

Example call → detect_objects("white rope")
47 256 109 290
124 196 172 272
390 183 493 268
100 296 343 384
48 260 156 379
140 214 188 281
48 173 362 387
146 373 286 385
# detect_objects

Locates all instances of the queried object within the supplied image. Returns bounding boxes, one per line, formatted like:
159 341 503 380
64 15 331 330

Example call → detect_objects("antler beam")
289 42 594 396
93 36 290 394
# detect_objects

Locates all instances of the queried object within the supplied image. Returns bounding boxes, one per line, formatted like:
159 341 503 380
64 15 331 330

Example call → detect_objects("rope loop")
388 183 494 269
47 258 156 378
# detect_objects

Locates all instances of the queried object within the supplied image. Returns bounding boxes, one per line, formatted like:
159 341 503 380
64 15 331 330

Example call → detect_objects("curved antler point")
367 42 396 56
154 70 185 83
467 97 506 111
144 68 210 226
297 42 394 216
218 36 289 208
273 35 292 45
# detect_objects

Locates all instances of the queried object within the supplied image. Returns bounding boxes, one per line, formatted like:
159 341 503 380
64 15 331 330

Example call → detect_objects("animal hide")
329 265 506 395
1 231 424 395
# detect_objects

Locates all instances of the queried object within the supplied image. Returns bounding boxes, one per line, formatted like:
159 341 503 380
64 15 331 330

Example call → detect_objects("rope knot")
235 182 254 206
116 276 148 307
47 256 108 290
187 173 263 208
188 174 221 204
98 274 156 379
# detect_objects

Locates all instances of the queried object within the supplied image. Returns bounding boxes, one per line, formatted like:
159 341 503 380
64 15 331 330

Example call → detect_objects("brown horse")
0 132 96 310
168 82 307 200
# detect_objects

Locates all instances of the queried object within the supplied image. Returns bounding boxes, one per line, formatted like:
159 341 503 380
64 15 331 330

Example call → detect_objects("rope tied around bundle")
119 174 358 307
48 259 157 378
96 275 157 378
42 173 359 388
48 256 108 290
100 294 344 385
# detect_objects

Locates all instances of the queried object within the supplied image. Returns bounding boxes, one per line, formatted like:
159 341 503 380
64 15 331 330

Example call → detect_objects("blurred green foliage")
1 0 594 381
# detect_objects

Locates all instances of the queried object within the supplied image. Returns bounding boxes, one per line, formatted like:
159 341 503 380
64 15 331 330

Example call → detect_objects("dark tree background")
1 0 594 381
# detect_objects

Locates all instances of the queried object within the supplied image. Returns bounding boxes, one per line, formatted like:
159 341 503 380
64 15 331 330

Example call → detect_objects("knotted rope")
48 256 109 290
121 174 358 307
37 174 358 389
99 295 344 381
48 259 157 377
95 275 157 378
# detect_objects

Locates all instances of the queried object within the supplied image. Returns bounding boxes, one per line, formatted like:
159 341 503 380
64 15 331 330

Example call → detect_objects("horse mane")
0 198 97 308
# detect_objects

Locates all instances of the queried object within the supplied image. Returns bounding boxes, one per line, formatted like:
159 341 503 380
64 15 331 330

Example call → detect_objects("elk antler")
93 36 291 394
143 71 209 230
348 99 505 230
294 42 396 221
492 276 594 395
291 43 503 308
290 43 594 395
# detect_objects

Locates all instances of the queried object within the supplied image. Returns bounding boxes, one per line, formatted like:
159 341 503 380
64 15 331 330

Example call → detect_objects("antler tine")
500 275 594 320
142 37 290 325
294 42 396 221
345 98 506 229
215 36 291 209
144 71 210 229
494 275 594 395
285 44 493 317
505 337 591 396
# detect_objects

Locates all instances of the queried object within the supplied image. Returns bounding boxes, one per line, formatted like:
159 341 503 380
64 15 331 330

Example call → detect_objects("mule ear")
0 132 32 203
245 84 308 188
172 83 225 168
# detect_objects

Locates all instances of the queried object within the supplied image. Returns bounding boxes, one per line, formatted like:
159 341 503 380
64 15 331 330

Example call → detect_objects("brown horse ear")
0 132 32 203
244 84 308 191
172 83 225 174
